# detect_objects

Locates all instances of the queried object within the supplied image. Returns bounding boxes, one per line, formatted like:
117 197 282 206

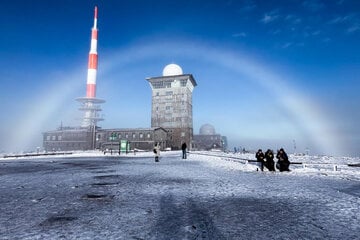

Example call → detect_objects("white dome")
199 124 216 135
162 64 183 76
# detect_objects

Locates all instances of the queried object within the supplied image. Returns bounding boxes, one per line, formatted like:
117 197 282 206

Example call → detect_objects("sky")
0 0 359 156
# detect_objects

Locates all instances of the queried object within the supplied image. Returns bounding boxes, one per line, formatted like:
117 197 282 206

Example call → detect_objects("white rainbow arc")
7 40 344 156
100 40 343 155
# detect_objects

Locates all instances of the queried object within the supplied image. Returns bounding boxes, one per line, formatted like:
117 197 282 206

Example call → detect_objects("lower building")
192 124 227 151
43 127 168 152
96 127 168 151
43 127 95 151
192 134 227 151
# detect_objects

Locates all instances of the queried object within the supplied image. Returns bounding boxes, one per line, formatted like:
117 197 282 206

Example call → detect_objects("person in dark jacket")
153 143 160 162
255 149 265 171
181 142 187 159
276 148 290 172
264 149 276 171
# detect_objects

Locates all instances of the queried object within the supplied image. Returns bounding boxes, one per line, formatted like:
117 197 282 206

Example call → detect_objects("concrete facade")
43 127 95 152
147 73 197 150
96 127 168 151
43 127 168 152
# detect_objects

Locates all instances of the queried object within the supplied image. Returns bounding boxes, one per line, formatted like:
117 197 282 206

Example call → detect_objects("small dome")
163 63 183 76
199 124 216 135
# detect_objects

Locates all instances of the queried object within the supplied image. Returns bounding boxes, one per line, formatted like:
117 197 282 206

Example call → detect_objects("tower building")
147 64 197 149
76 6 105 128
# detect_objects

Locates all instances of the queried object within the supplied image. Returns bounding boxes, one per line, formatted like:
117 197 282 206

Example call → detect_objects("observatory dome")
199 124 216 135
163 63 183 76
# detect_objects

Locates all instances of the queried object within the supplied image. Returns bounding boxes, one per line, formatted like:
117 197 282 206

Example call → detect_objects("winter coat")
255 150 265 162
276 149 290 171
276 151 289 163
265 150 274 162
181 143 187 151
153 145 160 157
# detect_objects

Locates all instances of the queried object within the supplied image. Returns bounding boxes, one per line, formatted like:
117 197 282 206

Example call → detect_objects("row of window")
152 79 188 89
107 132 152 140
156 105 187 111
46 133 88 141
45 132 157 142
154 92 189 102
46 135 62 141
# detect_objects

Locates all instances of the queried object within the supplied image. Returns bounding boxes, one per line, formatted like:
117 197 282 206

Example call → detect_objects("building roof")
146 74 197 87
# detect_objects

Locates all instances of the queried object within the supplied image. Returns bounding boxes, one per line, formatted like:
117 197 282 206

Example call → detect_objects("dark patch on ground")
339 183 360 198
151 177 194 185
150 195 226 239
150 195 332 239
40 216 78 226
81 194 115 201
91 182 120 186
0 162 63 175
93 174 123 179
92 169 117 174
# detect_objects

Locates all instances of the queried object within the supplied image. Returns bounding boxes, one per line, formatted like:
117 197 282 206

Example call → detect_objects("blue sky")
1 0 359 156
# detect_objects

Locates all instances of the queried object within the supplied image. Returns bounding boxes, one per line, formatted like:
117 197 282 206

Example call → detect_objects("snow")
0 151 359 239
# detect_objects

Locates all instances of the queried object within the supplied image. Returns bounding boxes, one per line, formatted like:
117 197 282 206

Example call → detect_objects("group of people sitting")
255 148 290 172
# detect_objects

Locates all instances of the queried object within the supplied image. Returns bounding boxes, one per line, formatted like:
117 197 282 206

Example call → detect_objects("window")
153 81 163 89
180 79 187 87
181 132 185 137
164 81 171 88
125 134 129 138
140 133 143 139
166 106 171 110
58 135 62 141
132 133 136 139
52 135 56 141
147 133 151 138
166 91 173 96
110 132 117 140
47 136 50 141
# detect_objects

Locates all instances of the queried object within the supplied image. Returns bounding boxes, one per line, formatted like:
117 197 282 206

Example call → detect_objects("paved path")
0 154 359 239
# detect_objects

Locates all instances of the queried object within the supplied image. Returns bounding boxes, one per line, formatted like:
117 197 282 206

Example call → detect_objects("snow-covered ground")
0 151 359 239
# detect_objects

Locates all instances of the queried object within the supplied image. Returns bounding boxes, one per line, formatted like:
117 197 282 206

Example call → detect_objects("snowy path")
0 152 359 239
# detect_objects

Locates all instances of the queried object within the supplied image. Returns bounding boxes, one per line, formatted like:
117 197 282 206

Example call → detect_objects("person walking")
153 143 160 162
255 149 265 171
181 142 187 159
276 148 290 172
264 149 276 171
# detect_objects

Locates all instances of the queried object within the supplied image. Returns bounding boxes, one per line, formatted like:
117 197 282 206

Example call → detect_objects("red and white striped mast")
86 6 98 98
77 6 105 128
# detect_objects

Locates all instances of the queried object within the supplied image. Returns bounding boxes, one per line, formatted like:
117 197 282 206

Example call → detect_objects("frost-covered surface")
0 151 359 239
193 151 360 181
